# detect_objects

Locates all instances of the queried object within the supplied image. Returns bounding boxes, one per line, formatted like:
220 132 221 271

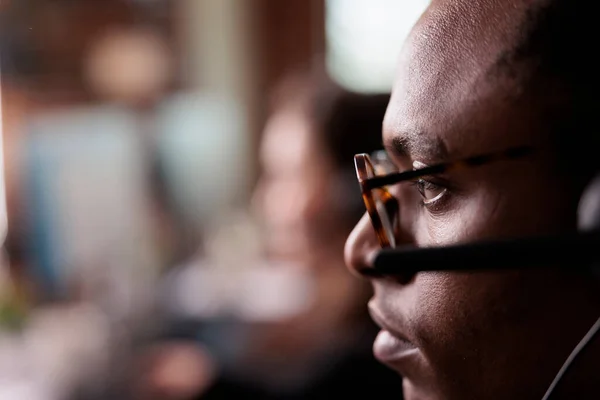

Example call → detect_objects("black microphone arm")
372 230 600 274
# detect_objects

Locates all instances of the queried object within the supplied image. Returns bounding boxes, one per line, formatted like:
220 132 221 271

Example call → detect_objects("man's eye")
414 179 447 205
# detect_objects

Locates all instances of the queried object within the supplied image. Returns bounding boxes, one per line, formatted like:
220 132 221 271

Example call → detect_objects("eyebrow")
384 133 449 162
361 145 534 190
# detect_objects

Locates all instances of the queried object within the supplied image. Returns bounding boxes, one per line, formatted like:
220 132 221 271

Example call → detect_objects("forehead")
384 0 538 161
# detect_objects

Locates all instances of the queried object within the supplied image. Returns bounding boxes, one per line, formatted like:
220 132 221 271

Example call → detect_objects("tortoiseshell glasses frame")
354 146 534 248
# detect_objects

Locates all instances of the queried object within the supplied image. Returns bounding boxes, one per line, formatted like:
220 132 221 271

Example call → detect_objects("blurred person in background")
196 68 402 399
138 68 403 400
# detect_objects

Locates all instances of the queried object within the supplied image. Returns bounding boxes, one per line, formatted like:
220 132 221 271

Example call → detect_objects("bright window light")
326 0 430 93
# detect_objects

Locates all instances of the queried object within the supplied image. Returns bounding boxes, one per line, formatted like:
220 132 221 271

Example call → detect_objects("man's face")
345 1 592 399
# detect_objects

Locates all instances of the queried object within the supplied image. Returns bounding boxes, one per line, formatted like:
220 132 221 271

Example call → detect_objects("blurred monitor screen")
21 106 155 301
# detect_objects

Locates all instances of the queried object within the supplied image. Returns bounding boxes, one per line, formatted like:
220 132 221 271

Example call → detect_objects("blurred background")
0 1 428 399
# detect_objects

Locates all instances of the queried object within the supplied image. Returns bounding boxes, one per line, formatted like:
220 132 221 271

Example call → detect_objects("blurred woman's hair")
267 68 390 229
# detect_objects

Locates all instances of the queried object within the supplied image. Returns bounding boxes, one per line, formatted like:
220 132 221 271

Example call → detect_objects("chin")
403 379 435 400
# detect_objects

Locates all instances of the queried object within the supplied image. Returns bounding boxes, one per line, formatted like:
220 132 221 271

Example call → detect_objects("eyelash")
410 178 448 208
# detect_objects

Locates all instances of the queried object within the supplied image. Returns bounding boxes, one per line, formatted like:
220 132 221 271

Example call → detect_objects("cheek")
413 182 559 247
411 196 486 246
419 274 489 319
409 273 472 348
407 271 531 374
395 183 497 246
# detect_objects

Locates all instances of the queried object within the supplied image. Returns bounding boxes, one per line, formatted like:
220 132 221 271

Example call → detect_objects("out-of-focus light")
325 0 430 93
0 66 6 247
83 27 172 105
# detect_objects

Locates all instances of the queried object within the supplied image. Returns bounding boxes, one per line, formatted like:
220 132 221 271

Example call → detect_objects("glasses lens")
354 153 399 248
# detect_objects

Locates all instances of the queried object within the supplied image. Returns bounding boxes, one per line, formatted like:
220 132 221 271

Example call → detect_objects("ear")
578 174 600 232
578 173 600 281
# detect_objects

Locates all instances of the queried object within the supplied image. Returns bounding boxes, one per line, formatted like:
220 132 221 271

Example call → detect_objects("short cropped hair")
501 0 598 184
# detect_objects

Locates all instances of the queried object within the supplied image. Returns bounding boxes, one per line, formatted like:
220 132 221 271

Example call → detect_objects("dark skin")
344 0 600 399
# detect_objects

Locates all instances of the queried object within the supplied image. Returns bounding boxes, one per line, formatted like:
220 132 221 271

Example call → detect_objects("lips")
368 302 418 365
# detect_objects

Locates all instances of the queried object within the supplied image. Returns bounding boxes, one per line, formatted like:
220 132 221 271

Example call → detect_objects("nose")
345 209 417 282
344 212 381 278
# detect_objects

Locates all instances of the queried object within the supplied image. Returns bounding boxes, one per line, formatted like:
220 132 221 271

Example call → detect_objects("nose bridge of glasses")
376 187 400 247
371 150 398 175
354 153 376 182
354 151 403 249
354 151 399 180
365 152 402 215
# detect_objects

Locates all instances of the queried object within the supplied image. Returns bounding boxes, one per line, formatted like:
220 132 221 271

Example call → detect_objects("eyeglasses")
354 145 535 248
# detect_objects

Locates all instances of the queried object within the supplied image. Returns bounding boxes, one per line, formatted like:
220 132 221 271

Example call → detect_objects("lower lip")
373 330 418 363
